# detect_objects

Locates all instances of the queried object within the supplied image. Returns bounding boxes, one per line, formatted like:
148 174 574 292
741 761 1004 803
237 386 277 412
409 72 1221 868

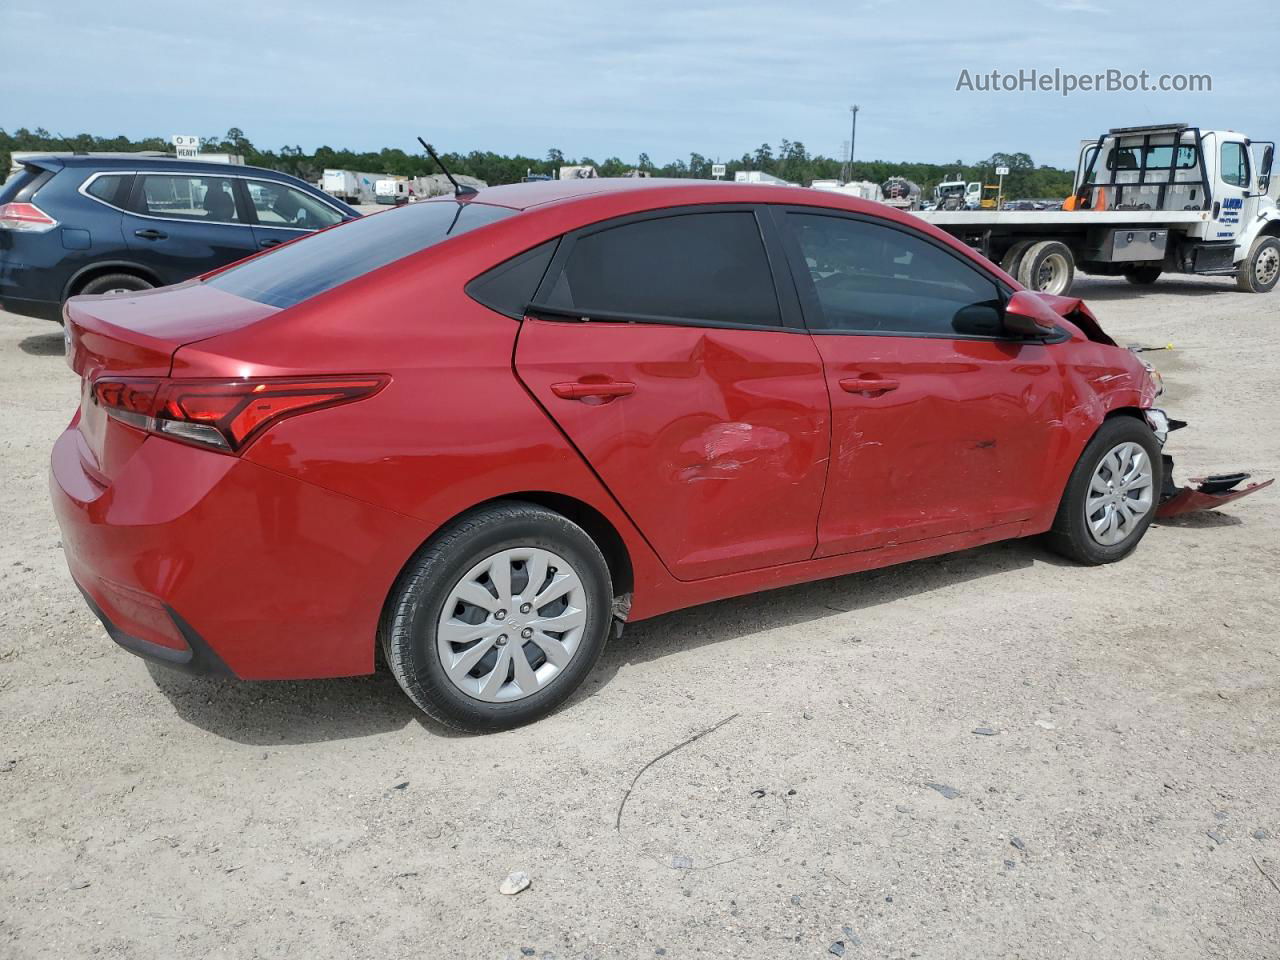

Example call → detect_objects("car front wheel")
1045 417 1163 565
381 501 613 732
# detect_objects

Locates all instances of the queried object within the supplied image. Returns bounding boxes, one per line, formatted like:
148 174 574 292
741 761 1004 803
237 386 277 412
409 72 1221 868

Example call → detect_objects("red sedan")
50 178 1266 731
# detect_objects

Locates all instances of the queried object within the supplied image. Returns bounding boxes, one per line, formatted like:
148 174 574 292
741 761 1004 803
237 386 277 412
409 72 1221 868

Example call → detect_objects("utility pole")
848 104 859 183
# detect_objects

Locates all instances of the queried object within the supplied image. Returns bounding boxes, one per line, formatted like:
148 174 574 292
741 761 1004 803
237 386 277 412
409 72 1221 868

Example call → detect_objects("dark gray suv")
0 155 359 321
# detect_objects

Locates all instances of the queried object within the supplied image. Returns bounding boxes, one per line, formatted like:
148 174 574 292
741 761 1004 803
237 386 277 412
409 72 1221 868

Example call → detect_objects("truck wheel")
1017 241 1075 295
1236 236 1280 293
999 240 1036 279
1124 266 1162 285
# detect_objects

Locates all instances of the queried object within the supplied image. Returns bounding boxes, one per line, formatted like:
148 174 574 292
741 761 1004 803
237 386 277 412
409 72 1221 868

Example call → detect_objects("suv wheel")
77 273 154 297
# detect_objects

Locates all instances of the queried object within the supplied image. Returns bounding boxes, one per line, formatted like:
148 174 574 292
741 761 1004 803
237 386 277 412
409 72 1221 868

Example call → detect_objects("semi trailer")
917 124 1278 295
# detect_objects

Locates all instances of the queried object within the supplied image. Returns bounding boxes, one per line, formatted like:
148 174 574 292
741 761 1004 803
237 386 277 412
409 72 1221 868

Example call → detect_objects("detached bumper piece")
1156 455 1274 518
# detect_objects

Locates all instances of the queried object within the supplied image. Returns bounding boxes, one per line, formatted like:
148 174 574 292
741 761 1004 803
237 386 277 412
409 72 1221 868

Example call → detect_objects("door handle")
134 228 167 240
550 380 636 401
839 377 900 396
259 238 283 248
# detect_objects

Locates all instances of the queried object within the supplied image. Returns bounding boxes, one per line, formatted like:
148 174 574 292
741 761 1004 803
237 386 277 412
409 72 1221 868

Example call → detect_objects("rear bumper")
0 294 61 321
76 582 233 676
50 426 432 680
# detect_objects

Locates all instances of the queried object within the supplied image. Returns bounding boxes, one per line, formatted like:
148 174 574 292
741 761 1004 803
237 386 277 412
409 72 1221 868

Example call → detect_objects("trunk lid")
66 280 280 378
65 281 279 479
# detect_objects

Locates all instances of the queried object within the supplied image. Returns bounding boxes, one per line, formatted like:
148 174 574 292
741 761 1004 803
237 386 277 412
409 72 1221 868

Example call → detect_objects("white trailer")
375 179 410 205
916 124 1279 295
321 169 388 205
812 179 883 202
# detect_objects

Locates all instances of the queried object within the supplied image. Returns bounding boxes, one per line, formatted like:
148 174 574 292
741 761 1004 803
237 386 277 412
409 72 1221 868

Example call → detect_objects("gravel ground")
1 275 1278 959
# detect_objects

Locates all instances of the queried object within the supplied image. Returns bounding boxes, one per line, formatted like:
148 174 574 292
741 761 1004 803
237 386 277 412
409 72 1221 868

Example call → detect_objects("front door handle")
259 238 283 248
839 377 900 396
550 380 636 402
134 228 167 240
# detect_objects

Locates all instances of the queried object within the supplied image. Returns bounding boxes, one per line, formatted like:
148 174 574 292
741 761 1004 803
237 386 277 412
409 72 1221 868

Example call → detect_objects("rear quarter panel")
176 230 674 614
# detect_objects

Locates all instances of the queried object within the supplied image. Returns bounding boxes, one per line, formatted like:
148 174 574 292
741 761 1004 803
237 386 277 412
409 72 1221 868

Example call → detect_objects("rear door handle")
134 229 167 240
839 377 900 396
259 238 283 248
550 380 636 401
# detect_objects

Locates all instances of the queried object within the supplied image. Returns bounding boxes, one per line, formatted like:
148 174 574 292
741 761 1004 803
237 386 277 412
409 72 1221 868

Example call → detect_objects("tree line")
1 127 1076 199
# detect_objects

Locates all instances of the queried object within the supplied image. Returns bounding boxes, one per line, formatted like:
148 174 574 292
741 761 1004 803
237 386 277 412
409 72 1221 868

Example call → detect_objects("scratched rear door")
514 207 830 582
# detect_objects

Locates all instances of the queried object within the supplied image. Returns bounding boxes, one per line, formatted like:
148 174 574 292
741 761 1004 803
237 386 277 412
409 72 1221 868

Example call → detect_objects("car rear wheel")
381 501 613 732
1044 417 1163 565
77 273 154 297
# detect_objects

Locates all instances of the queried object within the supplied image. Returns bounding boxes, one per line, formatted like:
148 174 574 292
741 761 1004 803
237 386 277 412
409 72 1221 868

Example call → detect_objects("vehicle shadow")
1154 511 1244 529
145 663 450 745
19 332 64 357
580 538 1053 690
148 537 1062 744
1070 276 1235 302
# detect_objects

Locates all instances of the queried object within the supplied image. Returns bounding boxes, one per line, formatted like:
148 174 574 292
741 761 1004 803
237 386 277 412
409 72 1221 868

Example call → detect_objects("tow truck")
917 124 1279 295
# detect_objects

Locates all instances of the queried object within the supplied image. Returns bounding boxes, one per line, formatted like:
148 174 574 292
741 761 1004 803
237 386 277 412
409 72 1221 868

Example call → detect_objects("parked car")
0 156 358 321
51 178 1266 731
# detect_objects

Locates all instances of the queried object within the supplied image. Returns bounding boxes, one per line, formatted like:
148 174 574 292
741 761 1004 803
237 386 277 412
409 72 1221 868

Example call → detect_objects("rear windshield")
0 164 52 203
206 200 516 308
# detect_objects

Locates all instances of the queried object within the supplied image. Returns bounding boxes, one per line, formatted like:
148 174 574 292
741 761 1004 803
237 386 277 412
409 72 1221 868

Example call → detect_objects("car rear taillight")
0 202 58 232
92 375 387 453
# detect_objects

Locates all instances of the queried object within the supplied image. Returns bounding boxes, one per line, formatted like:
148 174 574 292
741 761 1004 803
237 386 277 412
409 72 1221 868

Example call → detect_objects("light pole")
848 104 859 183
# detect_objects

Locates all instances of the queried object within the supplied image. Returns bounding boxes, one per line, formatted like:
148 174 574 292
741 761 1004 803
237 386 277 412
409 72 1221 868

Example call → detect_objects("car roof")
468 177 788 210
26 154 308 180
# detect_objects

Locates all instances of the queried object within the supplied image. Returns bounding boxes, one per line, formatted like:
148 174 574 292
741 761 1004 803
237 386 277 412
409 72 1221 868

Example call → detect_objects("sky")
3 0 1274 171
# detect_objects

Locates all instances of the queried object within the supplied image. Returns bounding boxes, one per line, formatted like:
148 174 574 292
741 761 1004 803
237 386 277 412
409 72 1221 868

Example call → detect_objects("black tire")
380 501 613 732
999 240 1036 279
1235 235 1280 293
1124 266 1162 285
1044 417 1163 565
77 273 154 297
1017 240 1075 295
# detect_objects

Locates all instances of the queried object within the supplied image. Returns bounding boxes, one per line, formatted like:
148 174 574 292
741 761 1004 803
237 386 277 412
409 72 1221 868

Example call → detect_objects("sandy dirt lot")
1 275 1277 960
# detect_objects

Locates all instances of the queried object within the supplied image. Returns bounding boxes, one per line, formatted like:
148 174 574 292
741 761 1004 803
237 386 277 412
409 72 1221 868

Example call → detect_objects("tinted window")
467 240 558 318
246 179 343 229
1220 142 1249 187
85 174 128 204
0 164 53 203
208 200 515 309
543 212 781 327
1106 144 1197 172
136 174 241 223
788 214 1003 336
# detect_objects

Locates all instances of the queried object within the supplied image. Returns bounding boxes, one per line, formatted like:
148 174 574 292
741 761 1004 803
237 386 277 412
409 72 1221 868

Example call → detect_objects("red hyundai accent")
50 178 1267 731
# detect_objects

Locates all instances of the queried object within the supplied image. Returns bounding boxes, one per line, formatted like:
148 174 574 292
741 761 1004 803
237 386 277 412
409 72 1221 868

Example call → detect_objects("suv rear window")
0 164 54 204
207 200 515 309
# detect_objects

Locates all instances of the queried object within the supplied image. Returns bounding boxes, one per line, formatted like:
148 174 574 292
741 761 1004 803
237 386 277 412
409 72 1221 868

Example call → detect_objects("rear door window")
134 174 242 223
245 179 343 229
208 199 515 308
538 211 782 328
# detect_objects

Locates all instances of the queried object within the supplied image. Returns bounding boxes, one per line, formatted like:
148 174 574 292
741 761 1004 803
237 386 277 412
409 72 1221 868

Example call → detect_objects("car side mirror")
1260 145 1274 193
1003 290 1061 337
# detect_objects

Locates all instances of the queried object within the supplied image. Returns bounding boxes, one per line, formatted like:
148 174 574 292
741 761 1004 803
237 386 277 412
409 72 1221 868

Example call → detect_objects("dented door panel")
811 334 1062 556
514 318 830 581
